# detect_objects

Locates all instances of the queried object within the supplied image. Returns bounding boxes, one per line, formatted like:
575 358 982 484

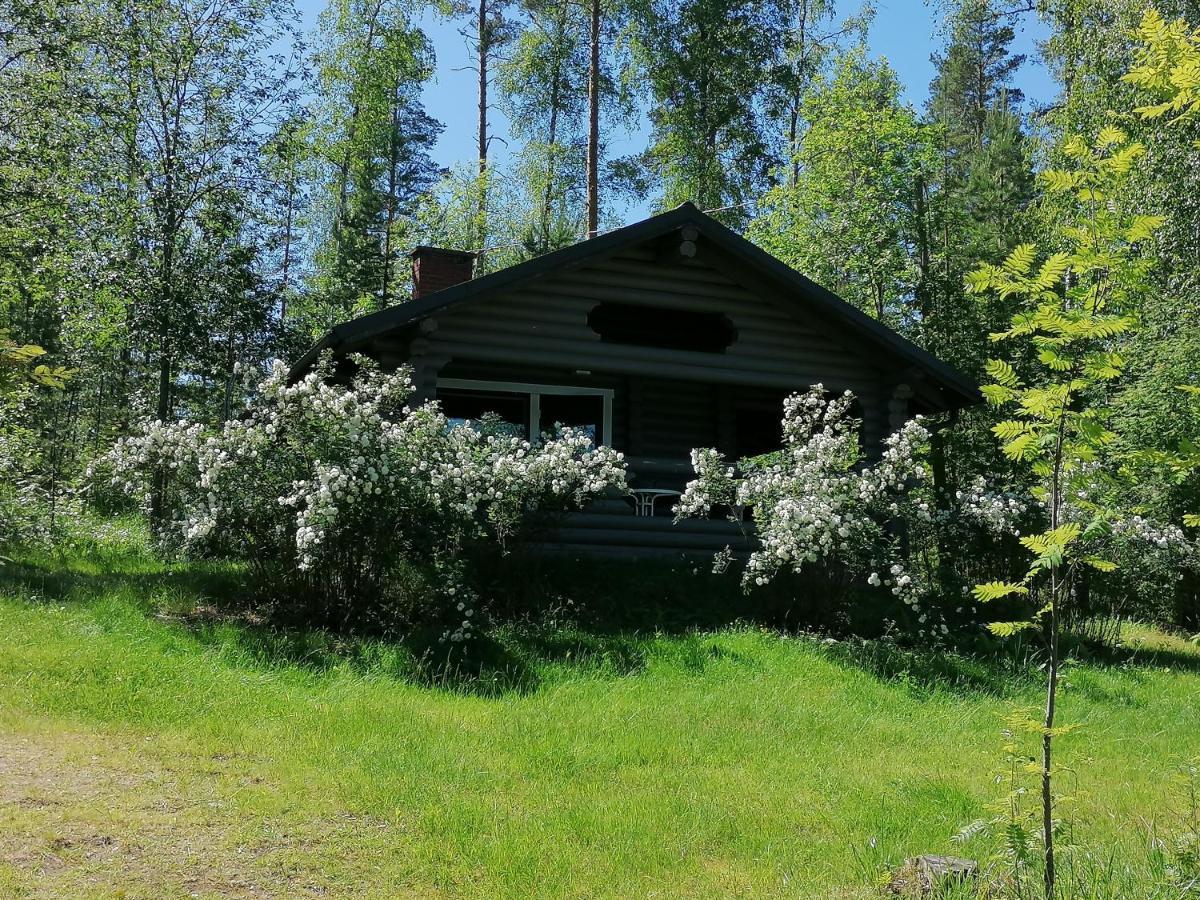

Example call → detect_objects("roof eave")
287 202 981 408
287 204 703 381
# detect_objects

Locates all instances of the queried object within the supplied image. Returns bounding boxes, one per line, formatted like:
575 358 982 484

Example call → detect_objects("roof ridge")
287 204 979 407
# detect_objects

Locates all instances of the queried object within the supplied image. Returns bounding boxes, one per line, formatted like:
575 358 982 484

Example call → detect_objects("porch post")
888 382 914 433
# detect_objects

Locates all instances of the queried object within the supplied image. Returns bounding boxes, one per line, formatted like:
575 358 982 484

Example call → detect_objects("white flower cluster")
950 476 1029 536
1111 514 1193 552
677 385 932 614
1105 515 1200 585
103 355 628 631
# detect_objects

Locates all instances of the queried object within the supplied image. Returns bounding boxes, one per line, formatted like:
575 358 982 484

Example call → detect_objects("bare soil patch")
0 729 392 899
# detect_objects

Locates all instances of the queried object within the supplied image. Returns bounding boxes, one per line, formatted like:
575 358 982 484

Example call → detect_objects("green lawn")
1 543 1198 898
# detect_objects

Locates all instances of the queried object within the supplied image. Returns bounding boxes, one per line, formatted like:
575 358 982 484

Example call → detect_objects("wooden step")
527 506 759 557
534 542 746 561
554 511 752 535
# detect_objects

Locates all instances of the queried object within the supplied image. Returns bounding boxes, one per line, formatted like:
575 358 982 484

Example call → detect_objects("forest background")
2 0 1198 609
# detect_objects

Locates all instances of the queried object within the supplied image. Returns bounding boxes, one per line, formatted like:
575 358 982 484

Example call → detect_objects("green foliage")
492 0 601 253
1123 9 1200 128
967 107 1174 895
626 0 789 220
973 581 1029 602
971 127 1159 601
928 0 1025 142
749 48 932 324
0 331 73 556
300 0 441 332
0 330 71 393
1041 0 1200 548
920 0 1035 373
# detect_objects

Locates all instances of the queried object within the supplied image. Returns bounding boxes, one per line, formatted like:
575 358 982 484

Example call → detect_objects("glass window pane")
438 389 529 438
539 393 604 444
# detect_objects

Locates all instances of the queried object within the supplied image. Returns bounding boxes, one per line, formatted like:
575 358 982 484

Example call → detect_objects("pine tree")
305 0 441 334
921 0 1033 373
928 0 1024 145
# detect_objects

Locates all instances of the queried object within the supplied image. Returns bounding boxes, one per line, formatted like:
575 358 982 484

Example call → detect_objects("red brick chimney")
410 246 475 300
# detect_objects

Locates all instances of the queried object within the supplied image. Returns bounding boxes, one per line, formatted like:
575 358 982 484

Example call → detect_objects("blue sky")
294 0 1058 224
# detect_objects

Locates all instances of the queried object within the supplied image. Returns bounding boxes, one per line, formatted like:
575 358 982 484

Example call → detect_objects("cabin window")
439 388 530 438
436 378 613 446
734 407 784 459
540 392 604 445
734 394 866 460
588 302 736 353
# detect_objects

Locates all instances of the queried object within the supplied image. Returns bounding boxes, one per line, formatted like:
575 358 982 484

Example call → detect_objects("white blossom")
103 355 628 637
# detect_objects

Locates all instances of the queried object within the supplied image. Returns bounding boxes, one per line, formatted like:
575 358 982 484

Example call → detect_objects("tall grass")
0 528 1197 897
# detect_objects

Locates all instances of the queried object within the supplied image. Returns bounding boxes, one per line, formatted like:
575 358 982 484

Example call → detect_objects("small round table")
630 488 682 517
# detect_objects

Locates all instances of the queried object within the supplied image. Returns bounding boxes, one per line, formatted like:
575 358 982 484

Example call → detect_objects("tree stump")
886 855 978 896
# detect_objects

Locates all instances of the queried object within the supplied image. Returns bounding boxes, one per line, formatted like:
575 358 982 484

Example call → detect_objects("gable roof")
289 203 980 408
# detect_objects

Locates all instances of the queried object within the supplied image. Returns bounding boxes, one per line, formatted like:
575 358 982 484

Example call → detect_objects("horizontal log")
524 277 774 311
450 285 825 336
438 317 601 343
532 542 749 561
573 265 757 299
449 311 836 358
600 256 740 286
427 332 877 382
427 315 859 373
556 511 751 535
543 525 755 550
428 339 880 391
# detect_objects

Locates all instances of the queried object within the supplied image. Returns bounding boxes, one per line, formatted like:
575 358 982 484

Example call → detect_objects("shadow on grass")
4 548 1198 699
818 623 1200 703
2 553 654 696
0 553 245 613
819 636 1039 699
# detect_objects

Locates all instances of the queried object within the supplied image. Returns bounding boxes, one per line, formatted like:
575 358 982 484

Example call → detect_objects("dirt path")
0 729 389 899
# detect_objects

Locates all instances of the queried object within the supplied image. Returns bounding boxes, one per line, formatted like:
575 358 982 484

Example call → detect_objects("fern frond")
985 359 1020 388
988 621 1036 638
1002 243 1037 277
973 581 1030 602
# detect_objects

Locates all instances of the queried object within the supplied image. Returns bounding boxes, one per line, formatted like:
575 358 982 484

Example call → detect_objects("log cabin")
290 203 979 557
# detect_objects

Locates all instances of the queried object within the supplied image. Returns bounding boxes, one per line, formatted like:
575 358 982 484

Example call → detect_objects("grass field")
1 536 1198 898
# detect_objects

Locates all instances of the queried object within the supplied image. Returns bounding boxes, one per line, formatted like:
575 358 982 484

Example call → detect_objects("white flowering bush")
951 476 1030 537
676 385 945 631
675 386 1200 639
674 385 1200 640
1078 514 1200 628
101 355 627 633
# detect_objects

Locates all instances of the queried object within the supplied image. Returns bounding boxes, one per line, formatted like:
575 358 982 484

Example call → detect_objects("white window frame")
436 378 614 446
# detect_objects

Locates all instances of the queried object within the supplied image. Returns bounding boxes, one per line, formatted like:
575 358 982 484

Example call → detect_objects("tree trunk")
335 1 383 224
1040 413 1069 899
477 0 489 248
1042 594 1059 898
221 326 236 422
913 172 937 353
697 23 712 208
540 15 564 252
150 179 177 528
280 147 296 322
381 97 401 307
585 0 600 239
118 1 141 433
788 2 809 189
93 373 105 453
